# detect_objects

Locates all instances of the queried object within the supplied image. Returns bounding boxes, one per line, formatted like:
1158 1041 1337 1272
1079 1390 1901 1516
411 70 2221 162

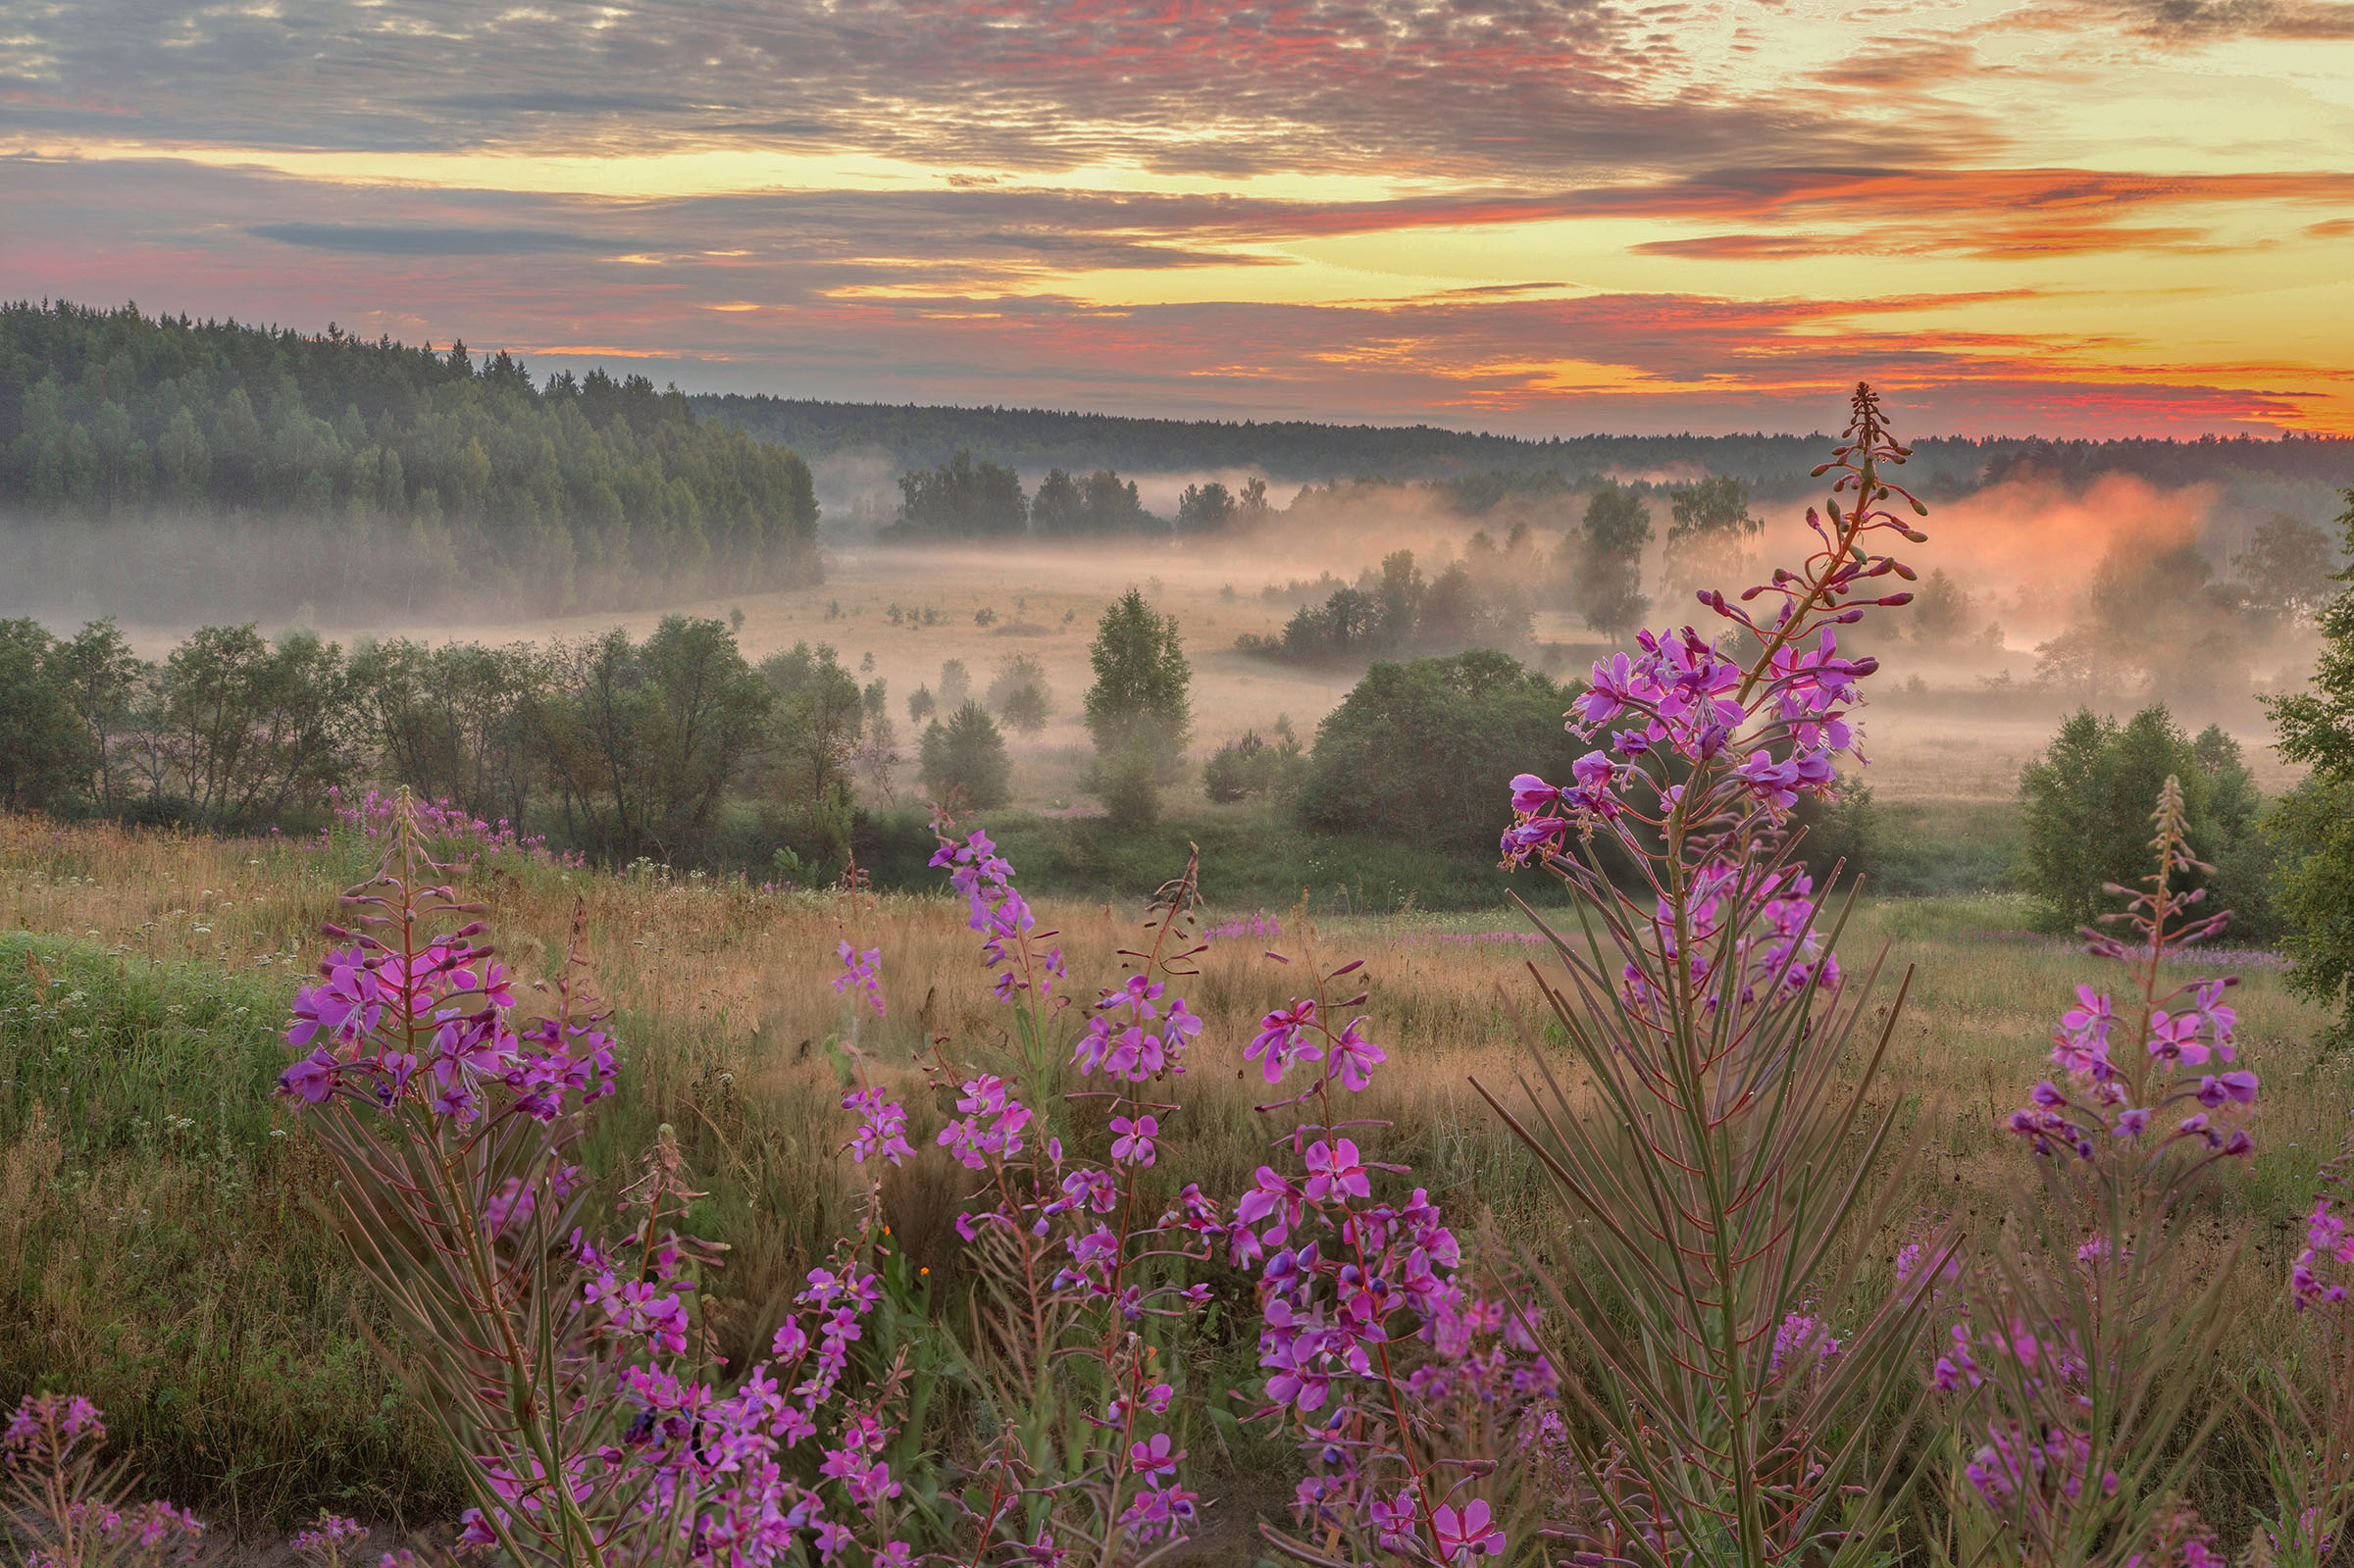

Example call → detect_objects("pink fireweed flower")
1366 1489 1422 1554
1259 1335 1332 1414
1328 1019 1386 1091
833 940 885 1019
1432 1497 1508 1562
1128 1433 1181 1481
1577 652 1644 727
1100 1024 1162 1082
1059 1166 1120 1215
2310 1199 2353 1263
1499 818 1568 862
1109 974 1164 1018
2196 1070 2259 1108
1570 748 1616 791
1769 1311 1841 1377
1109 1114 1160 1167
842 1086 915 1166
2061 986 2115 1041
1119 1482 1200 1543
2190 979 2237 1043
1561 749 1624 821
1508 774 1561 814
1302 1138 1371 1202
2052 1010 2117 1080
1246 1000 1322 1084
1158 996 1203 1070
2146 1008 2215 1066
1235 1166 1307 1245
1735 750 1805 813
279 1047 338 1104
1072 1013 1114 1075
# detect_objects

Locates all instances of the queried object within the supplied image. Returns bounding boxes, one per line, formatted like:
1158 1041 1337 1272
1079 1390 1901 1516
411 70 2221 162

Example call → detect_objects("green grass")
842 792 2037 912
0 932 460 1530
1865 797 2024 897
850 801 1570 912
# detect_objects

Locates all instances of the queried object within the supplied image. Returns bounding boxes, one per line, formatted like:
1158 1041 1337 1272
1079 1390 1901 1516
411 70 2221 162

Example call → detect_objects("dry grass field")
1 806 2342 1540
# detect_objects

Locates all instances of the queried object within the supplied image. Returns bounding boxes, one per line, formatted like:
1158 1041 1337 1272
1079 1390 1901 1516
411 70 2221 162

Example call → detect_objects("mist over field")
9 427 2338 789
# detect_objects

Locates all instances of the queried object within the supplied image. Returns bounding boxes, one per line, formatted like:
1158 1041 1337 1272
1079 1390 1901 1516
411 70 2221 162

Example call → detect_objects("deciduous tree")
1084 588 1191 779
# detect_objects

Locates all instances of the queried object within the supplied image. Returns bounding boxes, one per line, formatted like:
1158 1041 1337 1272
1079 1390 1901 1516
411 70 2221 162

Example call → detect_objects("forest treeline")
0 600 1607 890
700 389 2354 500
0 612 896 870
880 447 1269 537
0 301 821 619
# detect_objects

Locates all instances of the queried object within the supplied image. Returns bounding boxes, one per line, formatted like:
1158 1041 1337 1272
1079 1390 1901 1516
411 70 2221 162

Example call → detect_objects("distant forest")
10 301 2354 625
0 302 821 621
695 391 2354 508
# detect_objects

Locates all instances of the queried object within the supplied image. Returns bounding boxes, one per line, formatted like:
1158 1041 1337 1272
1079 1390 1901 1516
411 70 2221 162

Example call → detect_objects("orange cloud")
9 0 2352 437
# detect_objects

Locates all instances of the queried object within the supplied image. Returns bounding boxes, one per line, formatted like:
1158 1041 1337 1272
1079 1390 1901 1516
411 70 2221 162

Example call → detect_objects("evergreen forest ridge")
9 301 2354 626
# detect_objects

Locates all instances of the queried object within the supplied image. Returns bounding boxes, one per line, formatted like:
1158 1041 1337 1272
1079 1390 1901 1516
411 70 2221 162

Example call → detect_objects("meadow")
1 803 2340 1550
7 388 2348 1565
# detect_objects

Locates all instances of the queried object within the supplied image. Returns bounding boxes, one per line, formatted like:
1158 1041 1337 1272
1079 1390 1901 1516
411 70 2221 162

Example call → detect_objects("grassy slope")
0 931 451 1529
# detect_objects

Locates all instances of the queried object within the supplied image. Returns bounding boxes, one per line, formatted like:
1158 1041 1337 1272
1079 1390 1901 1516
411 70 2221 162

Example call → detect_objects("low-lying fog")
3 461 2337 808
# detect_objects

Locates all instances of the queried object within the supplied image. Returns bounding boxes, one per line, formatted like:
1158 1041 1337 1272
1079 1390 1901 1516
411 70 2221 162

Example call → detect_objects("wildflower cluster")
2258 1136 2354 1568
277 794 924 1567
1240 961 1556 1566
322 784 581 867
834 939 885 1018
1464 384 1952 1568
1936 779 2256 1565
1202 910 1283 945
1964 1424 2118 1525
2132 1505 2227 1568
2297 1160 2354 1310
1500 390 1920 873
2005 786 2254 1165
925 835 1215 1561
288 1510 371 1566
552 1220 914 1565
3 1394 207 1568
1612 858 1842 1020
279 924 617 1125
932 820 1067 1005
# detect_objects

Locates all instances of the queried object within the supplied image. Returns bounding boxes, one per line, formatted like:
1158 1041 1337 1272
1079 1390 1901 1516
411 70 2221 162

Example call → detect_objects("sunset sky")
8 0 2354 436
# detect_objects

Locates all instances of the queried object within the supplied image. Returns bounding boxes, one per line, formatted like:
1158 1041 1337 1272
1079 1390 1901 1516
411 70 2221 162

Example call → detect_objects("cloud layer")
7 0 2353 433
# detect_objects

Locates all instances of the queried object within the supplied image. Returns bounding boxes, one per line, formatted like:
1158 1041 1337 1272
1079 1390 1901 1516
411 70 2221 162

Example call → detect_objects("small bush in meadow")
918 701 1012 812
